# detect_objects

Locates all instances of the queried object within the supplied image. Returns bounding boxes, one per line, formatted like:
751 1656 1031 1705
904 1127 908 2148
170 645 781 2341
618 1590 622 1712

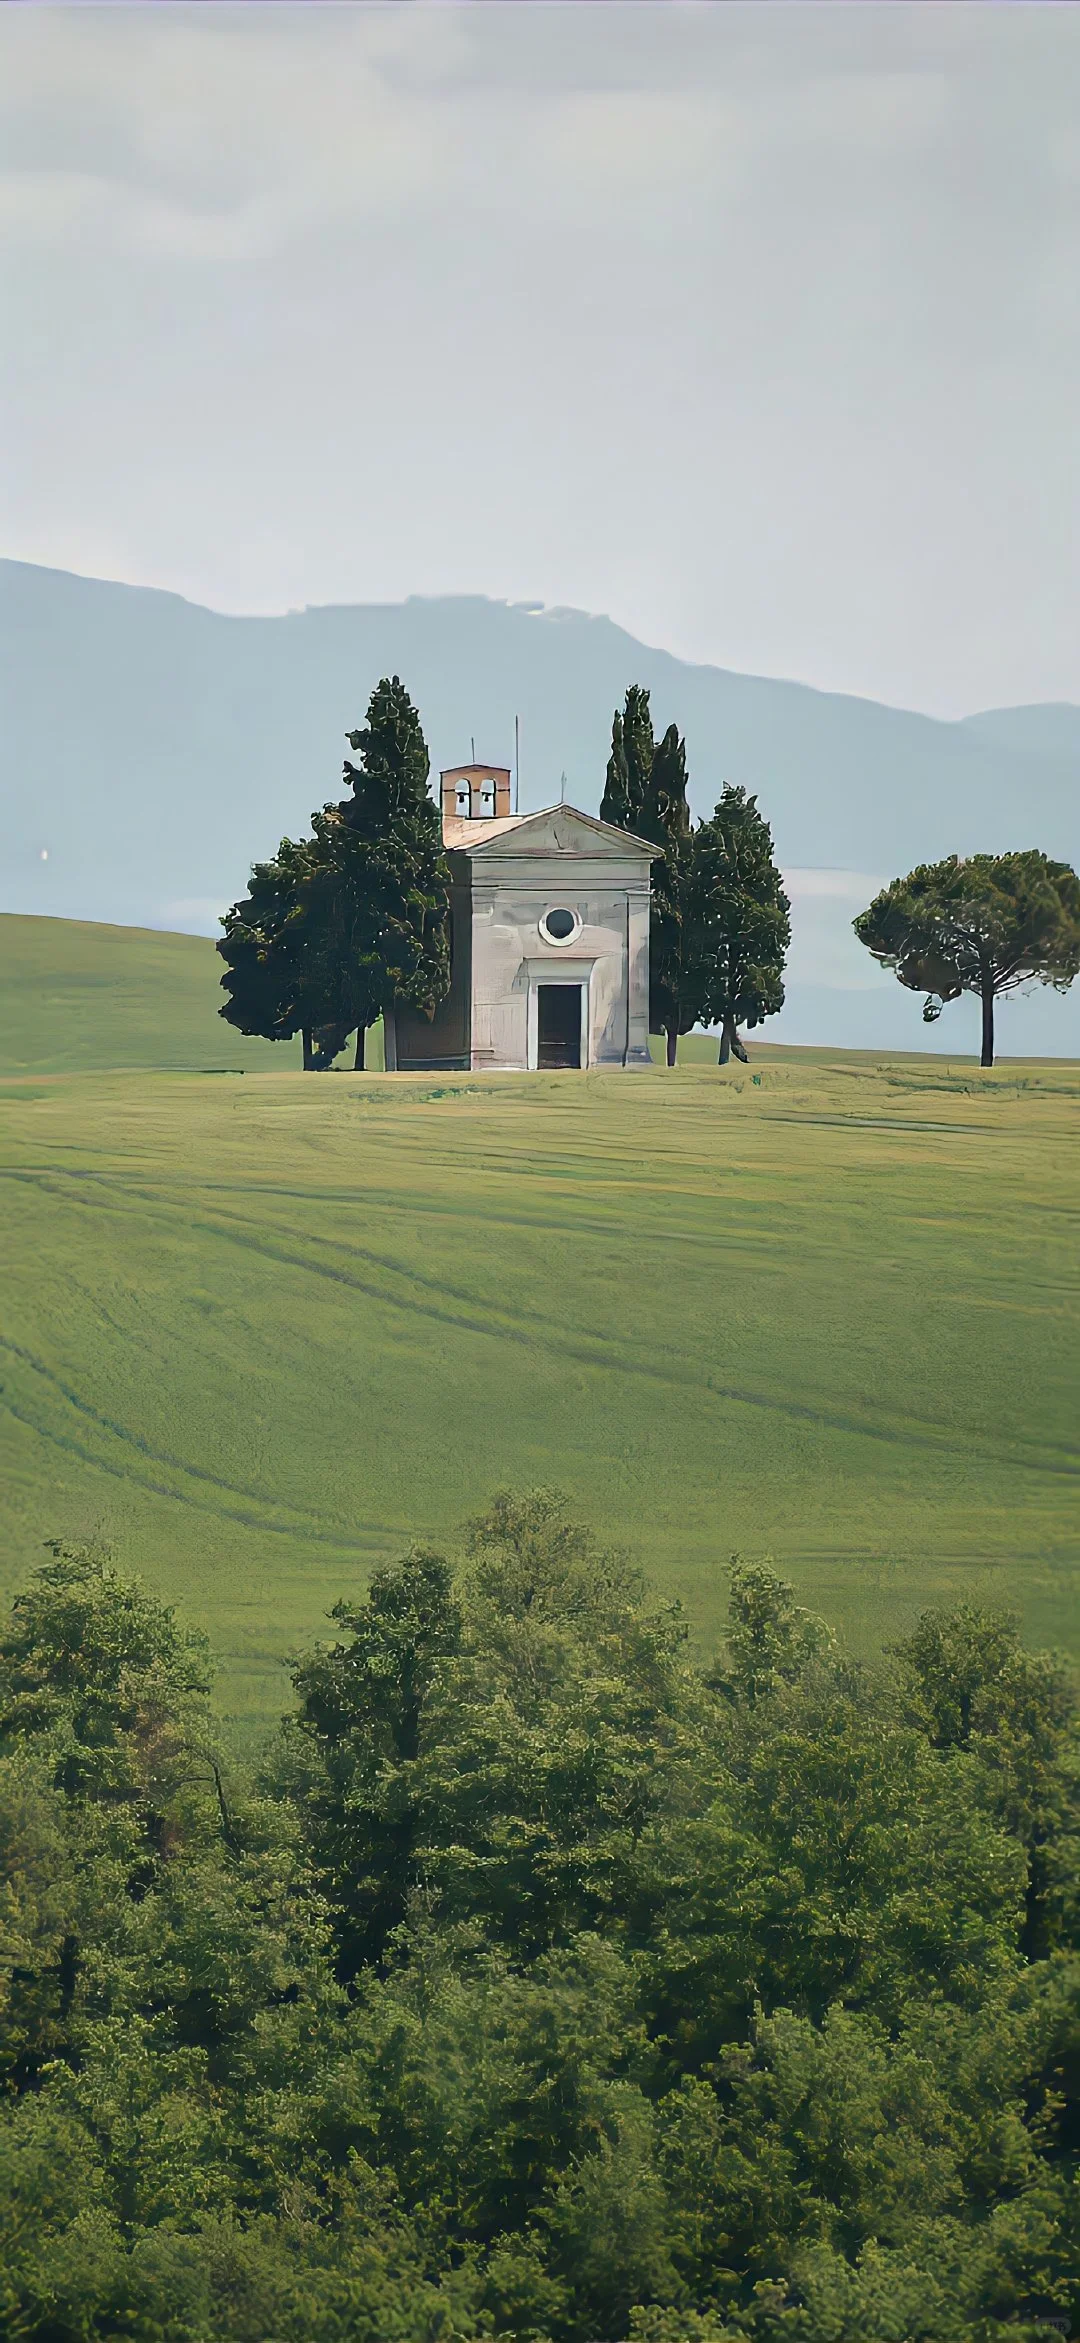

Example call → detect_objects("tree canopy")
217 833 330 1069
218 676 450 1070
333 676 451 1068
854 850 1080 1066
600 693 789 1063
687 788 790 1063
2 1506 1077 2342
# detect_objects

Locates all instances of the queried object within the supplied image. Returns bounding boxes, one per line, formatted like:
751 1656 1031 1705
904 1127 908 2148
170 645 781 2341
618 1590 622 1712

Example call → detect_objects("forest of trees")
1 1501 1077 2342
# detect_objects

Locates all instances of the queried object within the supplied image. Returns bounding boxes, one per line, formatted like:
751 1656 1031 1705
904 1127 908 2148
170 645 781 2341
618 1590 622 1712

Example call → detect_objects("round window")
540 906 579 945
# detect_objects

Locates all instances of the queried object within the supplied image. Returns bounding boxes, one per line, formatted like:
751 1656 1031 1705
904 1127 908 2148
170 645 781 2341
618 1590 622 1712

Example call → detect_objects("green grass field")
1 914 1077 1733
0 911 385 1075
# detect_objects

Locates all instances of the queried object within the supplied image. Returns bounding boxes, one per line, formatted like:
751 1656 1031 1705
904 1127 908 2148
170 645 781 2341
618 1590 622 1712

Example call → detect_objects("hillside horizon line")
6 555 1077 734
4 555 1077 1057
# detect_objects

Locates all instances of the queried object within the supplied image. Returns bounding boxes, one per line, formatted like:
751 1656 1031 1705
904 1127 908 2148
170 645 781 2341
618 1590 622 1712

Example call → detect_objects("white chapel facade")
384 763 658 1073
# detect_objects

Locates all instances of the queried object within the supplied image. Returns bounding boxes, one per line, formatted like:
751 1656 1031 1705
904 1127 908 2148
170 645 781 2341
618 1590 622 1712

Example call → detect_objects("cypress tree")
599 687 655 837
622 684 654 829
220 677 451 1073
686 785 791 1061
321 675 451 1070
640 722 695 1065
599 709 632 829
599 693 699 1065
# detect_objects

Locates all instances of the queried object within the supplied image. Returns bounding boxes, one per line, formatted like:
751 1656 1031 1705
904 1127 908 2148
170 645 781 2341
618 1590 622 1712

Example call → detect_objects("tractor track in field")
0 1334 404 1549
3 1173 1077 1487
2 1395 399 1553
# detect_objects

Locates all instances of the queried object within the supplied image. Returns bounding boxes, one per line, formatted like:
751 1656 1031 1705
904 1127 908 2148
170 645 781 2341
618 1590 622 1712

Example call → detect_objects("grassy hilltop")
0 911 304 1075
0 911 381 1077
1 912 1076 1734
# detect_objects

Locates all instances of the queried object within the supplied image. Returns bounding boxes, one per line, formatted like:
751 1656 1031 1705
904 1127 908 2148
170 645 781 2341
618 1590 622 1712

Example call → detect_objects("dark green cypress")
599 708 632 829
318 675 451 1070
622 684 655 829
686 785 790 1062
641 723 694 1063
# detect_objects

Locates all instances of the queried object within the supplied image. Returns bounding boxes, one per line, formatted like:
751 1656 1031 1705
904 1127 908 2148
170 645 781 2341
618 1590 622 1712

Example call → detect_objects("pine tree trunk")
354 1024 366 1072
301 1027 314 1071
666 1027 678 1067
980 978 995 1069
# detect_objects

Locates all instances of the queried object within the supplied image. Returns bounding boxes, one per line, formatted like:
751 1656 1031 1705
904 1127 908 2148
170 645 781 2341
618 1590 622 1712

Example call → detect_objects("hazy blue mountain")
2 560 1077 1053
960 705 1080 764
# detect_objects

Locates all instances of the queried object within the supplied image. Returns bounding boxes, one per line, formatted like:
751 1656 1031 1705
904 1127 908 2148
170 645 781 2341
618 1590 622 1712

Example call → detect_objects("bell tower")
441 763 512 824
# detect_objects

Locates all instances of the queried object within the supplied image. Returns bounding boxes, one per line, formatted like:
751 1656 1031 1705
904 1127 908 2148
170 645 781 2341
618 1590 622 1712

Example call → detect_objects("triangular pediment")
458 804 657 860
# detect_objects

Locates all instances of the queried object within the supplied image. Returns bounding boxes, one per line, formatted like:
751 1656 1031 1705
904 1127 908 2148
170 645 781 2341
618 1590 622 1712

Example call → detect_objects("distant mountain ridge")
2 560 1077 1052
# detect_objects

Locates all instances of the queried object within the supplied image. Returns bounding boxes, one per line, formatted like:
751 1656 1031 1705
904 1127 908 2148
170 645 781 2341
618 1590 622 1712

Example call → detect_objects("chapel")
384 763 658 1073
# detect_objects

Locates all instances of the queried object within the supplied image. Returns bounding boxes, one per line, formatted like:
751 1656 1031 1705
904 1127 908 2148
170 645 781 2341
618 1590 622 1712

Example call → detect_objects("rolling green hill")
0 912 385 1076
0 913 296 1076
1 950 1076 1731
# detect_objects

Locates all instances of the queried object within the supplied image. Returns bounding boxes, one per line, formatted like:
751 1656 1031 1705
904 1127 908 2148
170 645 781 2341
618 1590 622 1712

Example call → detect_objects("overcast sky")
2 2 1078 717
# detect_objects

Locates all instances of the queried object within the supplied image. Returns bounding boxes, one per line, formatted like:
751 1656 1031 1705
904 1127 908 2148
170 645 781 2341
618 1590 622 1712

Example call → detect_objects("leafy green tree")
284 1547 464 1975
658 1980 1079 2341
0 1542 229 2093
712 1561 833 1708
280 1492 692 1976
686 788 790 1063
0 1538 214 1814
2 1523 1079 2343
892 1606 1080 1959
541 2088 679 2339
854 850 1080 1067
327 675 452 1069
217 835 328 1069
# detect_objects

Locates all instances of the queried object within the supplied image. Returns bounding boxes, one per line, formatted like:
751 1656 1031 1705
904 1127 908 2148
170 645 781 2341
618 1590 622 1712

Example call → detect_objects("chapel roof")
441 804 658 856
441 813 527 848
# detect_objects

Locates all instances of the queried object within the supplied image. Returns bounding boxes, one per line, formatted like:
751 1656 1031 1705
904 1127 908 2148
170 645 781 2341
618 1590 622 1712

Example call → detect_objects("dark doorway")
537 984 582 1068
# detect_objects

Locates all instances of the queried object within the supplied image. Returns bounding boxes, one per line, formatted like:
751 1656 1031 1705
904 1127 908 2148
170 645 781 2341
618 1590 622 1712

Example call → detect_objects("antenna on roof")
514 714 520 814
560 769 567 803
471 735 476 764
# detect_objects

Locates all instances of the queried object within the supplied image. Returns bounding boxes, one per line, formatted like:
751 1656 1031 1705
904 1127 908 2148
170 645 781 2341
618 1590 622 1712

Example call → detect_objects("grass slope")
0 913 386 1076
1 1046 1076 1732
0 913 298 1076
